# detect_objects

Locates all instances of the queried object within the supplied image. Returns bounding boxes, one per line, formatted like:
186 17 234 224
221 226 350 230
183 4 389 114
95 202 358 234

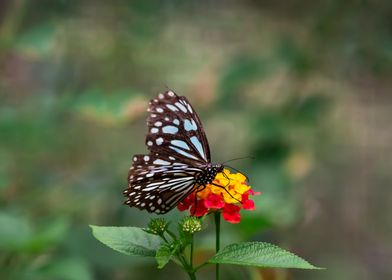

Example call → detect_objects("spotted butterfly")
123 90 224 214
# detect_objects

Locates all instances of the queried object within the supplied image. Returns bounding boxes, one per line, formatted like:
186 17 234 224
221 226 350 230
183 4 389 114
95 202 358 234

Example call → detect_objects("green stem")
194 262 208 271
166 229 177 241
180 253 196 280
214 212 221 280
190 234 194 268
165 229 196 279
188 271 196 280
160 234 169 243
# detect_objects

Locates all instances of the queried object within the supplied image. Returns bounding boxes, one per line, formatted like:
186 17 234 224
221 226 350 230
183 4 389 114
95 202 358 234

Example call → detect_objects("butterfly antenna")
222 169 231 188
222 156 254 165
224 164 250 183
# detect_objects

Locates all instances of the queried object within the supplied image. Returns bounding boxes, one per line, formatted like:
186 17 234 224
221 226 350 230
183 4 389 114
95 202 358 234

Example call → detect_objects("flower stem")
177 253 196 280
190 234 194 268
214 212 221 280
188 272 196 280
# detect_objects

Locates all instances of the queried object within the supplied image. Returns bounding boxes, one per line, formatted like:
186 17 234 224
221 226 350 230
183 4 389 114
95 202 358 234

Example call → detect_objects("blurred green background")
1 0 392 279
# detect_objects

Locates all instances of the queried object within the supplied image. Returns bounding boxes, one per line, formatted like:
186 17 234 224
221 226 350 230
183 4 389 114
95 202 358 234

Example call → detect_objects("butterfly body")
195 163 224 185
123 90 223 214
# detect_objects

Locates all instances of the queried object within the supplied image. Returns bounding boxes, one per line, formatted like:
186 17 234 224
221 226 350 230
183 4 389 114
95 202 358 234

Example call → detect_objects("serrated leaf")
209 242 322 269
155 244 173 269
90 225 162 257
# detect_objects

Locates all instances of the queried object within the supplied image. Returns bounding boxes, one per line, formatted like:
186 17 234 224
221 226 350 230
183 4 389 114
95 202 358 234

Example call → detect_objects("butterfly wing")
124 90 212 214
145 90 211 165
124 154 203 213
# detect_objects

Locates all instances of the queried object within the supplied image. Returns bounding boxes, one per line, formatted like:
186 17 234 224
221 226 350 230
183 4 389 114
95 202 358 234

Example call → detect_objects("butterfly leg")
192 185 206 216
210 182 241 203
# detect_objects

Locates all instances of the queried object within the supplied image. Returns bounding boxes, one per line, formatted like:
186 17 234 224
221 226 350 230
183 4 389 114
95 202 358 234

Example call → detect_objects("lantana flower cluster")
177 169 260 223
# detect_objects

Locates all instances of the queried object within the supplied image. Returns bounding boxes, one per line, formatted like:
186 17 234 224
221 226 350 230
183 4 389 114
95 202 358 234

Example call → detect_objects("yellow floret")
233 183 250 195
195 169 249 205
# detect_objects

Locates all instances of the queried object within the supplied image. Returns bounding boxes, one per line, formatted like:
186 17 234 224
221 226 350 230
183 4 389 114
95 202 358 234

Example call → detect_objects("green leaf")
155 244 174 269
209 242 322 269
90 225 162 257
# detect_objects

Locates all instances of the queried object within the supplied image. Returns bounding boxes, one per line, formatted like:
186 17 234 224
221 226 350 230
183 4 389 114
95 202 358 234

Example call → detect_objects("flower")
146 218 169 235
180 216 202 234
222 204 241 223
177 169 260 223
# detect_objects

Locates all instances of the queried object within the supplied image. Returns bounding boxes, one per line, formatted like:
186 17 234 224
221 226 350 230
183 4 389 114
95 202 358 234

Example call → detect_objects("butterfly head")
212 163 224 173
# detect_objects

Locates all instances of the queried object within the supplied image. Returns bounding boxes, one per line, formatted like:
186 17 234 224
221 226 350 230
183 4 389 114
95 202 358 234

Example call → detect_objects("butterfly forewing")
145 91 210 165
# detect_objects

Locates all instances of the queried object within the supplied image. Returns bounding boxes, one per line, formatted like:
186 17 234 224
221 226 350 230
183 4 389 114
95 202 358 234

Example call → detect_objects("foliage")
209 242 320 269
91 217 321 279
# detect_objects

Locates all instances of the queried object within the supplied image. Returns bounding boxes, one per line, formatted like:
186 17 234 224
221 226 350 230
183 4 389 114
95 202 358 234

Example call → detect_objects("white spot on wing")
154 121 162 127
147 141 153 146
156 137 164 145
168 91 175 97
166 104 178 111
156 108 163 113
184 119 197 131
173 119 180 125
169 146 199 160
153 159 170 165
190 136 205 160
171 140 190 150
151 128 158 133
162 125 179 134
144 155 150 161
175 102 188 113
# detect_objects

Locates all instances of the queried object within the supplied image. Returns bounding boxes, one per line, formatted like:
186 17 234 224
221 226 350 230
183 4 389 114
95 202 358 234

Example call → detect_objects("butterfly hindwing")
125 153 202 213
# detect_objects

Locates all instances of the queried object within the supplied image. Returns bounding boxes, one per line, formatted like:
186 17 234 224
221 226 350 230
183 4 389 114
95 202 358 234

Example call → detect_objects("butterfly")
123 90 225 214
